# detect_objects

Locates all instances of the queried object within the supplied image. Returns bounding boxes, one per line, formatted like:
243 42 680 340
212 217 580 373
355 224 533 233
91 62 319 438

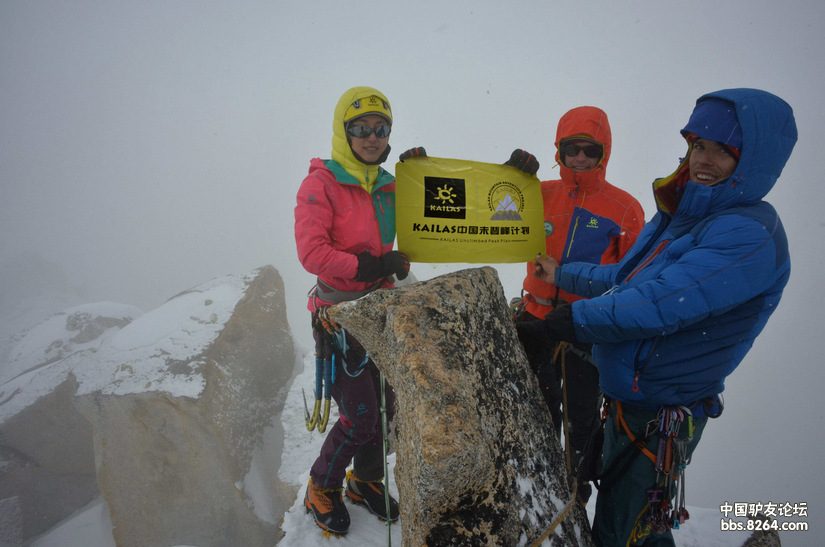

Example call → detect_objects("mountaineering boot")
304 477 350 535
345 469 400 522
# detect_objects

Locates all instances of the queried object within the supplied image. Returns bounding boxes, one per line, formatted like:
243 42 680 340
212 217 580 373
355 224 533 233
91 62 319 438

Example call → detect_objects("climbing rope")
529 482 579 547
558 342 573 475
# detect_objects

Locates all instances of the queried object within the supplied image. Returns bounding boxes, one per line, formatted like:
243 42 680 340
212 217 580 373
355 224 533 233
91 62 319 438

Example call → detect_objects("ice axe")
304 309 336 432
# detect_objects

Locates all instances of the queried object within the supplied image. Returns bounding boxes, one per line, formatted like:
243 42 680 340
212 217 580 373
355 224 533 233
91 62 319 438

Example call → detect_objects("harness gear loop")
624 404 695 536
616 401 658 465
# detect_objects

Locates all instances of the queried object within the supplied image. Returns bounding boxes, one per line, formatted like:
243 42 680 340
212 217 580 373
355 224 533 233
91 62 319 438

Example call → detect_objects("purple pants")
310 328 396 489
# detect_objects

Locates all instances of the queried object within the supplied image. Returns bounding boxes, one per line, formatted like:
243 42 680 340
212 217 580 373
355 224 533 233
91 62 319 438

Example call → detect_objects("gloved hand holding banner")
395 156 544 263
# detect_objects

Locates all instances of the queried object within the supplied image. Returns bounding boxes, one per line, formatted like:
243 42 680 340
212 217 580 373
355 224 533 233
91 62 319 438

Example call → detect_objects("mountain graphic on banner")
491 193 522 221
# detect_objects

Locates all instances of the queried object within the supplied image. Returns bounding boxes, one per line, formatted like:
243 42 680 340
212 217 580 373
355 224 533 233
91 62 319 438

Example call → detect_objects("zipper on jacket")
563 187 587 262
566 216 581 260
357 168 384 253
371 181 394 249
623 239 671 284
372 190 386 248
546 184 585 309
632 336 661 393
617 214 672 283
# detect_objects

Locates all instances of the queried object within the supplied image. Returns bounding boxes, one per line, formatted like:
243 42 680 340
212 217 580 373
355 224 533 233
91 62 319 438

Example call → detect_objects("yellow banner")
395 156 544 263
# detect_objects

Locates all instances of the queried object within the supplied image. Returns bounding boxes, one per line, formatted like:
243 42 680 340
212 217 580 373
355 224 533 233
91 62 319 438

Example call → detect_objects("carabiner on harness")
645 405 694 534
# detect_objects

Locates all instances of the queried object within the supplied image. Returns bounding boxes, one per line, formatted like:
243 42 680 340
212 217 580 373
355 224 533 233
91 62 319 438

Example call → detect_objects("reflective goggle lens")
346 124 391 138
560 142 603 159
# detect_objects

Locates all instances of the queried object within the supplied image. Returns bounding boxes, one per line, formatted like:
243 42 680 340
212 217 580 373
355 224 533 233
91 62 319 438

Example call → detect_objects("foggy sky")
2 2 824 545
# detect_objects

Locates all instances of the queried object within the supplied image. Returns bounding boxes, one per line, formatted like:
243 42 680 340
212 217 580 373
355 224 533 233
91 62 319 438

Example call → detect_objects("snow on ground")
27 336 753 546
0 272 254 426
277 343 403 546
276 350 752 547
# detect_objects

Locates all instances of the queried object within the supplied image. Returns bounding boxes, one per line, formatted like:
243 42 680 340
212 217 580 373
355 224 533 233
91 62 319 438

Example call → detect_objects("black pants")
521 312 601 462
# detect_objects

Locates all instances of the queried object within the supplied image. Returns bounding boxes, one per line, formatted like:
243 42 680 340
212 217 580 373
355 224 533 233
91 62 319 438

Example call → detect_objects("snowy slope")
27 344 754 547
276 350 752 547
19 264 762 547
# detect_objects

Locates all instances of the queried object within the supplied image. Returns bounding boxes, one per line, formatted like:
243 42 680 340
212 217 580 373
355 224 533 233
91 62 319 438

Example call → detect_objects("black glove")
504 149 540 176
515 304 577 346
516 318 554 371
543 304 577 343
381 250 410 280
354 251 411 282
354 251 384 282
399 147 427 162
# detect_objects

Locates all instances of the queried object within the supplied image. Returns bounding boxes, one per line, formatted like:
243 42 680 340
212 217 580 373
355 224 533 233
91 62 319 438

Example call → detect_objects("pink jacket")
295 158 396 311
295 87 398 312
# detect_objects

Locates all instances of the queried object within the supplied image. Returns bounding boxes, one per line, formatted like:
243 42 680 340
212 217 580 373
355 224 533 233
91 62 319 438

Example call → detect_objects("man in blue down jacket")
519 88 797 546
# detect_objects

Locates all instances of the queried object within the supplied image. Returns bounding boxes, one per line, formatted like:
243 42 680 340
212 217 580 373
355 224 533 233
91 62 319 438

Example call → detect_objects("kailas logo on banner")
395 156 544 263
424 177 466 219
488 181 524 221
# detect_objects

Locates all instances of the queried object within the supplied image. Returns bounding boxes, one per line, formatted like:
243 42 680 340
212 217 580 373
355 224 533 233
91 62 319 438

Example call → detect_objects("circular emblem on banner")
544 221 554 237
488 181 525 221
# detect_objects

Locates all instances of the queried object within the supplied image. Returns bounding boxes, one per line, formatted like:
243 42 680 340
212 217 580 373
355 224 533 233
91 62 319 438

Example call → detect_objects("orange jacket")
522 106 644 318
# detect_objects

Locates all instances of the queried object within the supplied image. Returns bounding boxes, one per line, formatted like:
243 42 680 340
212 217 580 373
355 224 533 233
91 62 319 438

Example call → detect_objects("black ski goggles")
559 141 603 159
346 124 391 139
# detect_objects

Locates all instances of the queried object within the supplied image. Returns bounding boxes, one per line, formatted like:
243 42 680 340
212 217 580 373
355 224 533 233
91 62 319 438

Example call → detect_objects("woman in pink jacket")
294 86 409 536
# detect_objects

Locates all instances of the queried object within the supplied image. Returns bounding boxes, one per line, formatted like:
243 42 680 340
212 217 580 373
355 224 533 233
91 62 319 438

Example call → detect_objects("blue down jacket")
555 89 797 416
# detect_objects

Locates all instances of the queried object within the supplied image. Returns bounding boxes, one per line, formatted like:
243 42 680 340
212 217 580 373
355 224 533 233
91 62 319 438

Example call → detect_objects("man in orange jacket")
514 106 644 503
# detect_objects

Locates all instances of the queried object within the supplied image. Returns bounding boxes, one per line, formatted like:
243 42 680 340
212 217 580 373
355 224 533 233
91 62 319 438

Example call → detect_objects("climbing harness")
313 277 381 305
509 290 561 320
603 401 696 536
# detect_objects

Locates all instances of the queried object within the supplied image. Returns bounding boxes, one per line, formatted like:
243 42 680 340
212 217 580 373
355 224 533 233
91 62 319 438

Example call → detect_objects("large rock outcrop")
0 265 296 546
328 267 594 546
0 304 141 542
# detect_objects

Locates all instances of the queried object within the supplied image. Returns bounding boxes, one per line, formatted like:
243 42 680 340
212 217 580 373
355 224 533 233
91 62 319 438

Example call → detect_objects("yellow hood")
331 86 392 187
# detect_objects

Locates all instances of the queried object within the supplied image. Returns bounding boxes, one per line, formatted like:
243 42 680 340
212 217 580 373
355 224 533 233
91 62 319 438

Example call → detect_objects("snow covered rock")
0 302 142 541
0 266 296 546
328 267 594 546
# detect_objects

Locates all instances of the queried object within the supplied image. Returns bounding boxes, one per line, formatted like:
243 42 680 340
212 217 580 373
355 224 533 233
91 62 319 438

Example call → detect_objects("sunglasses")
560 142 603 159
346 124 391 139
